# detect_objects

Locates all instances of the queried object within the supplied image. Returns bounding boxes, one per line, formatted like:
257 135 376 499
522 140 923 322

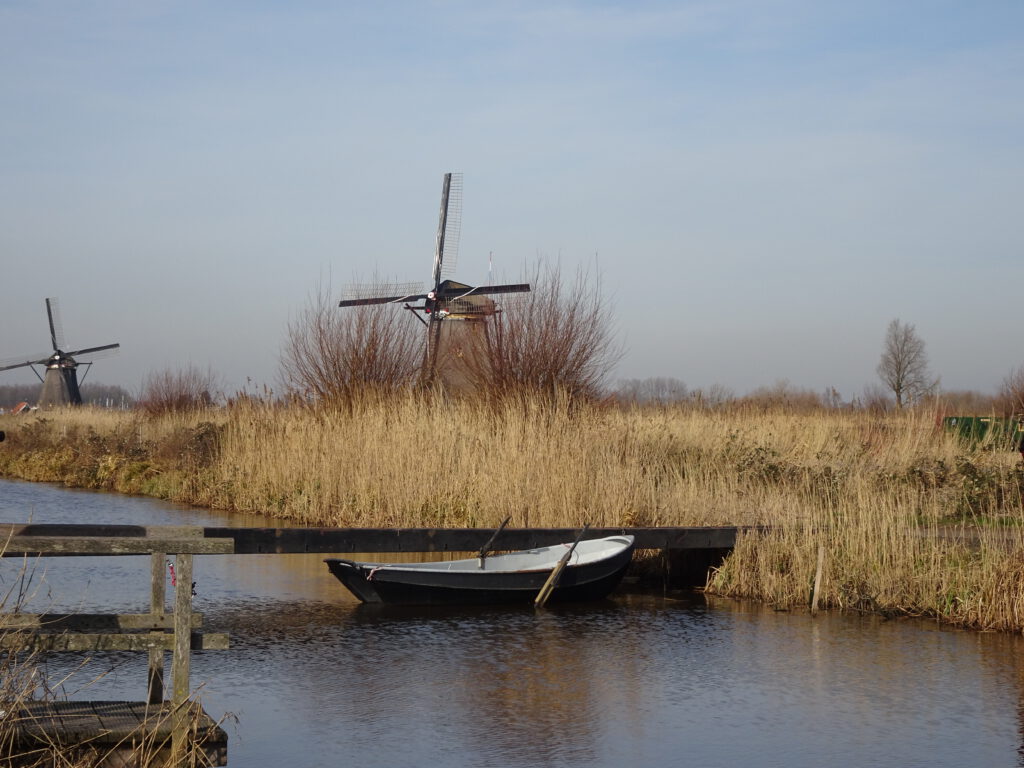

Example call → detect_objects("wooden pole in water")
147 552 165 705
810 544 825 615
535 524 589 608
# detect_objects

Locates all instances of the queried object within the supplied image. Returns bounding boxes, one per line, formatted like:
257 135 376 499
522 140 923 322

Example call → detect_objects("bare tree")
876 318 938 408
279 281 422 405
469 262 621 403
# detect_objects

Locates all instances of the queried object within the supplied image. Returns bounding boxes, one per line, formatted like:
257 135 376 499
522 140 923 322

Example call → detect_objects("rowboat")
324 534 635 605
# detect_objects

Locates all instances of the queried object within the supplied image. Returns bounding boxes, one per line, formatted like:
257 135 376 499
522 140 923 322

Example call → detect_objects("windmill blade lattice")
340 282 426 306
439 172 462 281
46 297 66 351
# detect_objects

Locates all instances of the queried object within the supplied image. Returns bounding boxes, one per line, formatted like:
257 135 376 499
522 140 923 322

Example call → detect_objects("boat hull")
324 536 635 606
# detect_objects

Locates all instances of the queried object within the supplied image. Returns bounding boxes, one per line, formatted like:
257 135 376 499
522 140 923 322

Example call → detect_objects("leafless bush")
279 281 422 406
737 380 826 413
138 366 218 415
931 389 1001 417
857 383 893 415
996 366 1024 417
616 377 689 405
469 262 621 404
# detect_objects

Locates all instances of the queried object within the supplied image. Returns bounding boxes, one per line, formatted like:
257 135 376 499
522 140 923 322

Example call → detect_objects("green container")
942 416 1024 450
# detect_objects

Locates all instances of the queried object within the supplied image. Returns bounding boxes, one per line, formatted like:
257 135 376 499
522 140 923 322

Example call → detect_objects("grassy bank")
1 396 1023 630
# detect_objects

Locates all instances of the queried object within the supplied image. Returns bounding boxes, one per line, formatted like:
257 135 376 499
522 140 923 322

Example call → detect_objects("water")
3 477 1024 767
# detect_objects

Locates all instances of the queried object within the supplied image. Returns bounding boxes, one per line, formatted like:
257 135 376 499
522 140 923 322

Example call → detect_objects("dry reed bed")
2 399 1023 630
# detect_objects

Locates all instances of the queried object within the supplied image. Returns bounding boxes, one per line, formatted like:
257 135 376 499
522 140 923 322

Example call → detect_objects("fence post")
147 551 166 705
170 552 193 762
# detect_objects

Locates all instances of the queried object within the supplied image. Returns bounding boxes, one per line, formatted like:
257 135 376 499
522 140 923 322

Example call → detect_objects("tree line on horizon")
2 271 1021 419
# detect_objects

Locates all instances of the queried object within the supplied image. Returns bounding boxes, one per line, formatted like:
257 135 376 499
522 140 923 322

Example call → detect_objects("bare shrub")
468 262 620 404
857 383 893 414
616 377 688 405
996 366 1024 417
279 281 422 406
138 366 218 415
738 380 825 413
926 390 1001 423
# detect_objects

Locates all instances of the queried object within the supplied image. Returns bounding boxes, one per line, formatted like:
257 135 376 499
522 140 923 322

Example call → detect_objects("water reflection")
3 478 1024 767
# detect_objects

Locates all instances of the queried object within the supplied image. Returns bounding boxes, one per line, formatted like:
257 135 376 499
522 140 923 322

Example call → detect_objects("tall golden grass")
1 397 1023 630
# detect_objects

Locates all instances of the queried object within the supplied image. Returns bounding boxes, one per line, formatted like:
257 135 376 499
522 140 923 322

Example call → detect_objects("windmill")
339 173 530 389
0 298 120 407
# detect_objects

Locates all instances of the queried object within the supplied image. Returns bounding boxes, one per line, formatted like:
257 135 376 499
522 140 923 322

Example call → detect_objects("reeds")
2 397 1023 630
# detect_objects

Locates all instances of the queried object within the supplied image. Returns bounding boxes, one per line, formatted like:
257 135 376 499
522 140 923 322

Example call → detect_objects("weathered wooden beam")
0 524 206 539
149 551 166 705
0 523 745 555
2 536 234 556
0 612 203 631
0 631 229 652
204 526 743 553
171 552 193 761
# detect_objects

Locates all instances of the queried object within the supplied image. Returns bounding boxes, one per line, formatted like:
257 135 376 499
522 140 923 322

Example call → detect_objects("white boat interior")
355 535 635 573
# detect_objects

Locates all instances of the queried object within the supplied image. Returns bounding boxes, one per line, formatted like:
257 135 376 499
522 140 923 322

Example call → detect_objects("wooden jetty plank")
0 613 203 631
0 631 229 652
204 525 743 553
2 536 234 556
0 522 745 555
12 700 228 765
0 524 206 539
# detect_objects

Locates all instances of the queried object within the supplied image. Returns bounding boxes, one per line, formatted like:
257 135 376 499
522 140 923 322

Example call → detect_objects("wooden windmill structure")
0 298 120 407
339 173 530 390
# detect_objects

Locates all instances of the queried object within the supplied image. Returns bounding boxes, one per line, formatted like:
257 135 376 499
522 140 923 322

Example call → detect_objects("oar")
477 516 512 568
534 524 590 608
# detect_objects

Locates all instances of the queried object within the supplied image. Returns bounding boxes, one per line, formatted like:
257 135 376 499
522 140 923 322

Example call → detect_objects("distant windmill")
0 298 120 407
339 173 530 389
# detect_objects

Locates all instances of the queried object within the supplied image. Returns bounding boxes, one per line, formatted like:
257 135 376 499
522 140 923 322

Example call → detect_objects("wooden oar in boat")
477 516 512 568
534 524 590 608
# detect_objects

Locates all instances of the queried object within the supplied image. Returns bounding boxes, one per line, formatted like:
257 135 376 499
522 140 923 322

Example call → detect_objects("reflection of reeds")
2 400 1024 630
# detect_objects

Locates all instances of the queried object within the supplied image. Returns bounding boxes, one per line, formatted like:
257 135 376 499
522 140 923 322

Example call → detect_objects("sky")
1 0 1022 401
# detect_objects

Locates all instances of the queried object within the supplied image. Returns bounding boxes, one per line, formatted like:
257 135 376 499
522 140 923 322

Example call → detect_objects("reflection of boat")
324 535 635 605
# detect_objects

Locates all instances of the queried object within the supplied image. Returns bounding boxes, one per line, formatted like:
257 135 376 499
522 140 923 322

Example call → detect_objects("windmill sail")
46 297 66 351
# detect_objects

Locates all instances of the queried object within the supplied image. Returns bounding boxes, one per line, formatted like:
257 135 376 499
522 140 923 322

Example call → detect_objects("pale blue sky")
2 1 1021 399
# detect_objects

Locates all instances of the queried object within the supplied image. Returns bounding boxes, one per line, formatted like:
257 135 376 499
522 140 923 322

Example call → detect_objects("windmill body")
339 173 529 390
0 298 120 407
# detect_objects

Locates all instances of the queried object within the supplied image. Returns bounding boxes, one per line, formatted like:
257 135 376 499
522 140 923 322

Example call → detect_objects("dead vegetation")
2 398 1024 631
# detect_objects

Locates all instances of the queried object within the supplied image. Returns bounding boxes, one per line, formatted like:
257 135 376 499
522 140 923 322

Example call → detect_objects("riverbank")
1 396 1023 630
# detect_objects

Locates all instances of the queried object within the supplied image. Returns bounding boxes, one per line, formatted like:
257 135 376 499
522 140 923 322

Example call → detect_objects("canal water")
2 477 1024 768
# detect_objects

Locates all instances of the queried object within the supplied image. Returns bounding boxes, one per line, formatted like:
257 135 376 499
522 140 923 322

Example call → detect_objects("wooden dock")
0 522 745 765
1 526 232 767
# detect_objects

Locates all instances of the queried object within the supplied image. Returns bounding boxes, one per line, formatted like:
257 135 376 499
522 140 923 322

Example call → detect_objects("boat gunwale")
325 535 635 575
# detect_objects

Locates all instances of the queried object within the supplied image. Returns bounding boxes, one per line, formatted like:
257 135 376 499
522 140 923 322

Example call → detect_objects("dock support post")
147 551 166 705
171 552 193 763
